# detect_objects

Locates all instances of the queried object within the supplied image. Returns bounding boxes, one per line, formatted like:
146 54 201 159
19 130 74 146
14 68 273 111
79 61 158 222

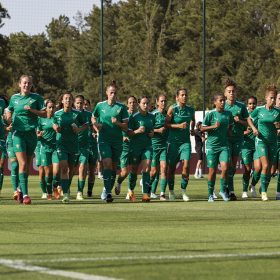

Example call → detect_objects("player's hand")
24 105 31 110
111 117 117 124
234 116 240 122
53 124 61 133
252 128 259 136
158 127 166 134
123 136 129 142
214 122 220 128
179 122 187 129
37 131 43 137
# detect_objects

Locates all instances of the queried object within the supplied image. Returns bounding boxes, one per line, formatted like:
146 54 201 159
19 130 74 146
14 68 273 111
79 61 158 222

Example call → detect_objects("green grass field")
0 175 280 280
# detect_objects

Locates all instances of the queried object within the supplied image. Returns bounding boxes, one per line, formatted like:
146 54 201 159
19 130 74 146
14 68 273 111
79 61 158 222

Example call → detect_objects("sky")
1 0 118 36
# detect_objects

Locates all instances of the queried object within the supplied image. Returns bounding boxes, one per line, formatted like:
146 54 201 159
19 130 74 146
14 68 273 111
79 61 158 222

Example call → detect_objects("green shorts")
98 141 122 164
77 147 89 165
167 142 191 167
88 145 98 166
57 148 79 165
13 130 37 156
228 141 242 157
130 146 153 165
206 146 230 168
41 149 59 166
151 147 166 167
256 138 277 164
241 148 259 165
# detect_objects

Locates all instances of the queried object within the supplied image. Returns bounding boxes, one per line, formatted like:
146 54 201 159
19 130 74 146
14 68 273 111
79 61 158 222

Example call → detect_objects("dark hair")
224 78 237 89
0 95 9 107
75 94 85 101
57 91 74 109
196 121 202 129
156 93 167 101
213 93 225 102
127 95 137 103
138 95 149 103
107 80 117 90
176 88 187 96
84 98 91 105
45 99 55 107
265 84 277 96
247 96 257 104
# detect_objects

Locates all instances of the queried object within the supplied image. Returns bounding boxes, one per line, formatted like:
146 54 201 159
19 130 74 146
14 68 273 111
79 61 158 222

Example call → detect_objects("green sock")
19 172 28 196
265 174 271 192
0 167 4 191
61 179 70 194
151 172 159 193
142 172 150 194
251 170 261 186
168 177 175 191
52 175 60 188
208 180 215 196
160 178 167 193
103 169 112 193
39 179 47 193
181 176 189 190
277 173 280 192
111 171 116 188
45 176 52 195
117 175 126 185
260 174 267 193
11 161 19 192
242 173 250 192
228 166 236 192
220 178 226 193
78 179 85 192
128 172 137 191
88 180 94 192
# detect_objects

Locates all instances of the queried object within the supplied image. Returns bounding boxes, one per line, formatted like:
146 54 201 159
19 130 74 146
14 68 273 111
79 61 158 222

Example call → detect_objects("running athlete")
224 78 249 200
165 88 195 201
248 85 280 201
74 95 92 200
149 94 168 201
92 81 129 203
6 75 46 205
201 93 233 202
275 92 280 200
194 121 205 179
127 96 155 202
53 92 87 203
114 95 138 196
241 96 260 199
37 100 60 200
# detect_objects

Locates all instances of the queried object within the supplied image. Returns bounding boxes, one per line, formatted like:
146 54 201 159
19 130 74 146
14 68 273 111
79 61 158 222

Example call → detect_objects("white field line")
23 251 280 264
0 259 119 280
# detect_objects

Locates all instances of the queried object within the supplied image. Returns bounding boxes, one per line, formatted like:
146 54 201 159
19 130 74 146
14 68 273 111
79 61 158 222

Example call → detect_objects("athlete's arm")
247 117 258 136
24 106 47 118
165 106 186 129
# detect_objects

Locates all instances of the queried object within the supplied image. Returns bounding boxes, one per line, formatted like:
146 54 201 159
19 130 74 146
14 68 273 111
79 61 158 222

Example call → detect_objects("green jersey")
167 104 195 143
243 109 258 150
77 109 92 148
203 109 234 151
151 109 167 149
92 101 129 144
53 109 84 154
8 92 44 132
38 117 56 152
225 100 249 143
250 105 280 144
129 111 155 150
122 111 133 151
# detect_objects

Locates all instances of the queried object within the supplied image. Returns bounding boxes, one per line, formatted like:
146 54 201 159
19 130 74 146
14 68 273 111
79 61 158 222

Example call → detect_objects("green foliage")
1 1 280 108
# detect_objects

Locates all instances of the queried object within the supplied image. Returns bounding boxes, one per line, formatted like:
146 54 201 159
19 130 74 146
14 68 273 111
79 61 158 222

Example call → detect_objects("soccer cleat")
76 192 84 201
100 188 107 200
261 192 268 201
242 192 248 199
150 193 158 199
208 195 214 202
160 194 167 201
97 173 103 180
194 174 199 179
53 187 60 200
219 191 229 202
87 190 93 197
17 191 23 204
23 195 31 205
142 193 150 202
182 193 190 202
62 194 70 204
213 192 218 199
125 192 130 200
106 193 114 203
249 185 257 198
114 183 121 195
13 191 18 201
47 194 52 200
168 191 176 201
41 193 47 199
128 190 136 202
229 192 237 201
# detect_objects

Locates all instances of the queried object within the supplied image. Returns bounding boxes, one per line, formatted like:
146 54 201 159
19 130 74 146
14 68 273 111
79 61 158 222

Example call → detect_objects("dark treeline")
1 0 280 109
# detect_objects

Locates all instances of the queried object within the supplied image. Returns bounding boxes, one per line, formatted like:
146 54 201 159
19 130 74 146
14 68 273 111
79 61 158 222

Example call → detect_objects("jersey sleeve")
121 105 129 122
250 107 258 119
7 96 14 112
92 104 100 119
36 94 45 110
53 113 58 126
241 104 249 119
202 112 211 126
38 118 42 130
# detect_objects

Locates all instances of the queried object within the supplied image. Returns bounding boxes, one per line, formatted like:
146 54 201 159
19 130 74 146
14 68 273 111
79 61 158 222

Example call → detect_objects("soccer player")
165 88 195 201
92 81 129 202
201 93 233 202
224 78 249 200
241 96 260 199
6 75 46 205
276 92 280 200
149 94 168 201
194 121 205 179
248 85 280 201
37 99 60 200
127 96 155 202
53 92 87 203
35 134 46 198
114 95 138 197
74 95 92 200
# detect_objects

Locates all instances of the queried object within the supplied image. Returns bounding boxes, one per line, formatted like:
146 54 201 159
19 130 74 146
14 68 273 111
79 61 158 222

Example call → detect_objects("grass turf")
0 175 280 280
